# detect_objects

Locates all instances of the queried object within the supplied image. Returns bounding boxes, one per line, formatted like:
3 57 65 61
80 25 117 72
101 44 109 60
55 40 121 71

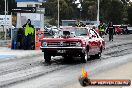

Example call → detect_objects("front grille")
47 42 77 47
70 42 76 46
48 42 59 46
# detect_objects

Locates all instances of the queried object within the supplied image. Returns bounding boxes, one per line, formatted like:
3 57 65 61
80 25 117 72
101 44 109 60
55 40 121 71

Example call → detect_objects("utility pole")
97 0 100 26
7 0 8 15
80 6 82 20
58 0 59 29
5 0 7 40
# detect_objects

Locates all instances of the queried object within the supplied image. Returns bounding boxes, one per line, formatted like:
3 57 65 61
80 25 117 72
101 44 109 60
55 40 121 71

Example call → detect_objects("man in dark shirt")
107 22 115 41
17 28 24 49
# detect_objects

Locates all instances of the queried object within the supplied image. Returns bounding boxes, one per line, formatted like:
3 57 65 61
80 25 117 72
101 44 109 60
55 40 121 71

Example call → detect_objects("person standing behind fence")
22 19 35 50
107 22 115 41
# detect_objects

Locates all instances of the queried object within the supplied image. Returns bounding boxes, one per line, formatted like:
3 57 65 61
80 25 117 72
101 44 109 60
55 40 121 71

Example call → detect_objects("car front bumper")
40 46 86 56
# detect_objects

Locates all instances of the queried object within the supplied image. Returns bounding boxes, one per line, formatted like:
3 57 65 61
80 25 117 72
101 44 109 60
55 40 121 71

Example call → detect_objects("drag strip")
8 53 132 88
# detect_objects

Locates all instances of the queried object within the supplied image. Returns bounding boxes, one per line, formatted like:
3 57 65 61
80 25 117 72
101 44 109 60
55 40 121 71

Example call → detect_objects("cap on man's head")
27 19 31 24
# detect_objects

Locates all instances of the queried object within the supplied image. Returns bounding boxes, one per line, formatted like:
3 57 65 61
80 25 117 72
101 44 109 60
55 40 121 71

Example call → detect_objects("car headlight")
42 42 47 47
76 42 82 47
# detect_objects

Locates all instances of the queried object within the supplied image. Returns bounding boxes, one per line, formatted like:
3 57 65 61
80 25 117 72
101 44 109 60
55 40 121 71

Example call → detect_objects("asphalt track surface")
0 35 132 88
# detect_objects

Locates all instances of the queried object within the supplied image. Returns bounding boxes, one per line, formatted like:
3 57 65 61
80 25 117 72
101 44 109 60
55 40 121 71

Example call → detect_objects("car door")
88 29 100 55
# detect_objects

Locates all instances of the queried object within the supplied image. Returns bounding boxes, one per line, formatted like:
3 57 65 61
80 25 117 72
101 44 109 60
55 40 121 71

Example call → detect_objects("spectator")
98 22 105 37
107 22 115 41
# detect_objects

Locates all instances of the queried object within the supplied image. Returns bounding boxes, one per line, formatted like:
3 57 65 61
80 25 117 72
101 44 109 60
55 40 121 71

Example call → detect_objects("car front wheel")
44 52 51 63
81 50 88 63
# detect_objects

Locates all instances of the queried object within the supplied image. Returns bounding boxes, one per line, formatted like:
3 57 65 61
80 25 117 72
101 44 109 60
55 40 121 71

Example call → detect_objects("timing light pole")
5 0 7 40
97 0 100 26
58 0 59 29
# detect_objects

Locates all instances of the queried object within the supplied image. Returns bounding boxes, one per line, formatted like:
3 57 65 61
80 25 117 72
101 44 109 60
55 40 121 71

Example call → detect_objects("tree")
100 0 111 22
127 3 132 25
59 0 74 20
100 0 124 24
42 0 129 25
8 0 17 14
42 0 78 25
0 0 5 14
121 0 130 4
107 0 124 24
81 0 97 20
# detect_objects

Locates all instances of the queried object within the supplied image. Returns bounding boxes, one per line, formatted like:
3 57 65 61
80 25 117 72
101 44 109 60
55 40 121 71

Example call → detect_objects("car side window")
92 29 99 38
89 29 98 38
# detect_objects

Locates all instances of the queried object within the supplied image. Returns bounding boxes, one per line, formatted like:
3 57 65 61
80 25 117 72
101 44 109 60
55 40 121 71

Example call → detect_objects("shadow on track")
42 56 101 66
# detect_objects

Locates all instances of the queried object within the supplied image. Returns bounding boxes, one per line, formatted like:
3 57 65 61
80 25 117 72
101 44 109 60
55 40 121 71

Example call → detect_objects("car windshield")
59 28 88 36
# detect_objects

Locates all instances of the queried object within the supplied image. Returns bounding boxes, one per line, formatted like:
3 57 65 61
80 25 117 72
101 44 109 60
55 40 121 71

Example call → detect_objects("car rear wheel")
44 52 51 63
81 50 88 63
95 53 101 59
95 47 102 59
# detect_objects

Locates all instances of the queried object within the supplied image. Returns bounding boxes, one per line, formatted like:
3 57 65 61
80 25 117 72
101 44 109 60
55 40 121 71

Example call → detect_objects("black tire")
81 50 88 63
44 52 51 63
95 53 101 59
95 47 102 59
90 53 101 60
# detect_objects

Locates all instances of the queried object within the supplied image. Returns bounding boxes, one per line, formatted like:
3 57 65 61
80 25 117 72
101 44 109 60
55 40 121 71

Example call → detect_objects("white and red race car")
40 27 105 63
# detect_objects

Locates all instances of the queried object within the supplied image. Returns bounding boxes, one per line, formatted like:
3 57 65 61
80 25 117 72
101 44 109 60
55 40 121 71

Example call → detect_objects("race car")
40 27 105 63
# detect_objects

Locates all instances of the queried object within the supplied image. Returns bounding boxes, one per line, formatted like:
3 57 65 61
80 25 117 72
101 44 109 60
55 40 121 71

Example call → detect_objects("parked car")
51 26 59 35
115 26 123 35
44 25 52 33
44 25 59 35
128 27 132 34
40 27 105 63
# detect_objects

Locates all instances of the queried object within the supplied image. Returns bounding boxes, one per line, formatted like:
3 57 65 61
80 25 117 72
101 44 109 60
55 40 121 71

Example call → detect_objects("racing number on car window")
89 29 98 38
89 29 100 48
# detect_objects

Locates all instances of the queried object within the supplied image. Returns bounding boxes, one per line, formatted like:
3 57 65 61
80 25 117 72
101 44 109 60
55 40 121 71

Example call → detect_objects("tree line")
43 0 132 26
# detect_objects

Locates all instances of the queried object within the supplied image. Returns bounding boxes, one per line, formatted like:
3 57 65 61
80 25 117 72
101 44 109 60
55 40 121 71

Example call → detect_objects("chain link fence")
0 28 11 40
0 27 11 47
